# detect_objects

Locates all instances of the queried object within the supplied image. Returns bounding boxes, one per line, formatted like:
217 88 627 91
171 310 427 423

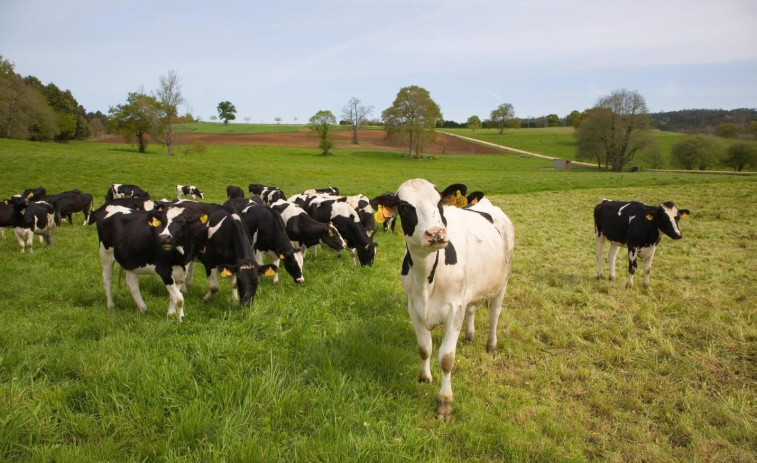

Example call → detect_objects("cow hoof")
463 333 474 344
436 401 452 421
487 344 497 356
418 374 432 384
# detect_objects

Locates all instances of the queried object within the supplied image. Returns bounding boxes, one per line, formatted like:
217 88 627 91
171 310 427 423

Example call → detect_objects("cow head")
220 262 277 306
356 239 377 267
322 223 346 251
653 202 690 240
154 207 208 253
374 179 466 252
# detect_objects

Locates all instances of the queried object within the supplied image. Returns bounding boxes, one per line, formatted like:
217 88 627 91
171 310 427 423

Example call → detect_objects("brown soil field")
98 130 503 155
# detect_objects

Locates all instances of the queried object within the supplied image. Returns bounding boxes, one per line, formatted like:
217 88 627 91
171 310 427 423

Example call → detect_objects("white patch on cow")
617 203 630 216
207 216 227 239
663 205 681 237
160 207 186 241
628 215 636 224
104 205 133 219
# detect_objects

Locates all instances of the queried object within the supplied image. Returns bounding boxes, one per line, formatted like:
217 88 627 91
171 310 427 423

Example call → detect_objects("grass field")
0 138 754 462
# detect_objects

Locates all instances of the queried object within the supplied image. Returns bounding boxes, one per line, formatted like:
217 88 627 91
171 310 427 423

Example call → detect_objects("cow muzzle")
424 227 448 247
159 234 174 250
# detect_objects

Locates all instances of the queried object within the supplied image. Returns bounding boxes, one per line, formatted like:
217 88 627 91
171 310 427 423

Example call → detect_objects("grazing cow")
302 196 376 267
8 195 56 252
106 184 150 201
176 185 204 200
44 192 93 225
0 198 14 239
343 194 376 237
374 179 514 419
303 186 340 196
22 186 46 201
226 185 244 200
594 199 690 289
95 205 209 321
270 200 346 255
249 183 286 205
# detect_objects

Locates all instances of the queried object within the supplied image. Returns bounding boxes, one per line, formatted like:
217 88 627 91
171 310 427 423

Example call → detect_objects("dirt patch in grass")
97 130 504 155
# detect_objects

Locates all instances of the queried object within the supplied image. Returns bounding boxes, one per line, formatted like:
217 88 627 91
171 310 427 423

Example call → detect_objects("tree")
466 115 482 132
341 97 373 144
382 85 442 159
671 135 726 170
108 91 159 153
716 122 741 138
217 101 237 125
149 70 184 156
0 57 58 141
490 103 515 134
749 121 757 139
275 117 282 125
546 114 560 127
309 110 337 156
576 89 655 171
565 110 582 128
724 142 757 171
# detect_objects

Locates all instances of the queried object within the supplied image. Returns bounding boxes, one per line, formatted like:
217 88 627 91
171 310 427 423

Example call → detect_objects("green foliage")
108 92 159 153
716 122 742 138
466 115 482 132
309 110 337 156
489 102 515 134
382 86 442 158
724 142 757 171
0 137 754 462
216 101 237 125
546 114 560 127
0 56 59 141
671 134 726 170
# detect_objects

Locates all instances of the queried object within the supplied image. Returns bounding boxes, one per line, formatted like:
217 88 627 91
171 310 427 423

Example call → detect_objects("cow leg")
14 228 30 252
1 228 4 239
437 308 465 420
595 234 606 279
202 268 220 302
100 245 116 309
626 247 639 289
230 274 239 301
182 261 195 292
349 248 357 266
165 283 185 322
486 284 508 355
408 306 433 384
607 243 621 281
124 272 148 313
640 246 656 289
463 304 476 344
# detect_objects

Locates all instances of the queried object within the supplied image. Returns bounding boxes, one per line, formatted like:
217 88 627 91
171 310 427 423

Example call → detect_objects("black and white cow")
594 199 690 289
226 185 244 200
44 192 93 225
301 196 376 267
248 183 286 205
7 195 56 252
230 200 304 284
88 197 156 225
374 179 514 419
0 198 13 240
303 186 340 196
106 184 150 201
270 200 346 256
344 194 376 237
95 205 212 321
22 186 46 201
176 185 204 200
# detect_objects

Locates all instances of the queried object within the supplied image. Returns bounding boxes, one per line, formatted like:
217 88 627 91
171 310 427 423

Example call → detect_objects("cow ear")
220 265 235 277
372 192 399 209
198 214 208 224
467 191 485 205
645 212 655 221
261 264 277 277
147 213 163 227
439 184 468 207
327 223 336 237
679 209 690 219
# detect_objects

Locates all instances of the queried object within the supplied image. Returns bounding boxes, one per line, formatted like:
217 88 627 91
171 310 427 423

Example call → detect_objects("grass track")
0 138 754 462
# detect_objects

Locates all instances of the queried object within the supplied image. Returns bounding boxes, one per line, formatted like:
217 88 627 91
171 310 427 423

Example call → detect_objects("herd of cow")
0 179 690 419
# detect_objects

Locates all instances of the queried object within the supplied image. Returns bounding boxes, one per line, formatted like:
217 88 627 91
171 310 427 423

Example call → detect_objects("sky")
2 0 756 124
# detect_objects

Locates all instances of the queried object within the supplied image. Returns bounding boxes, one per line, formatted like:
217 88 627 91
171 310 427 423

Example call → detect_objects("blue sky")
2 0 756 124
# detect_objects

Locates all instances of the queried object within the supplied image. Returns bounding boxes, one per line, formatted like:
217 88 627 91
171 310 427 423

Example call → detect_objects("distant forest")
650 108 756 132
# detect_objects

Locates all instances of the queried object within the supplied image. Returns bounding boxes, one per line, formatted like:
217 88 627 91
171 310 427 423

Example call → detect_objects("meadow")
0 138 754 462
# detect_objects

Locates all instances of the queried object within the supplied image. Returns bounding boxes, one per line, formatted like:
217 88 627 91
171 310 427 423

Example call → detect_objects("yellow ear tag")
328 228 335 237
26 193 33 199
645 213 654 221
221 268 233 278
200 214 208 224
264 268 276 276
681 213 688 219
279 254 285 259
149 217 162 227
455 190 468 208
374 206 386 224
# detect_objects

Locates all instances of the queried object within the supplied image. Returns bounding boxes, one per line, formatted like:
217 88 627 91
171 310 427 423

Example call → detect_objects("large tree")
108 91 159 153
341 97 373 144
382 85 442 159
309 110 337 156
576 89 655 171
490 103 515 134
217 101 237 125
671 135 726 170
724 142 757 171
0 57 57 141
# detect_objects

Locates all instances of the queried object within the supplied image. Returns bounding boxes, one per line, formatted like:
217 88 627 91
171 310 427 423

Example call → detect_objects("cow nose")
424 227 447 244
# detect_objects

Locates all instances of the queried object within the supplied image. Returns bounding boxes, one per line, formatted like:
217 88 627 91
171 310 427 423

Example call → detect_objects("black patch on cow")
401 248 413 276
444 242 458 265
438 205 447 227
398 201 418 237
428 251 440 283
463 208 493 223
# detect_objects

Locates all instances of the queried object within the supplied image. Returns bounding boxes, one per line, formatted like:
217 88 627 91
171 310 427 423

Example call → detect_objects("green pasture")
0 138 754 462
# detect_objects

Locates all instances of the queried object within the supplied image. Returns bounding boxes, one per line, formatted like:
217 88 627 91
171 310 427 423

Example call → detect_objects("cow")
303 186 340 196
176 185 204 200
301 196 376 267
270 200 346 257
7 195 56 252
0 198 14 240
249 183 286 205
344 194 376 237
229 200 305 284
88 197 156 225
106 184 150 201
226 185 244 200
373 179 514 419
594 199 690 289
95 204 211 321
44 192 93 225
22 186 46 201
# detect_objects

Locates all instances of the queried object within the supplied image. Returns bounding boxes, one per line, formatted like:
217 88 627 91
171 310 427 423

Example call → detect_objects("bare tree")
147 70 184 156
341 97 373 144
